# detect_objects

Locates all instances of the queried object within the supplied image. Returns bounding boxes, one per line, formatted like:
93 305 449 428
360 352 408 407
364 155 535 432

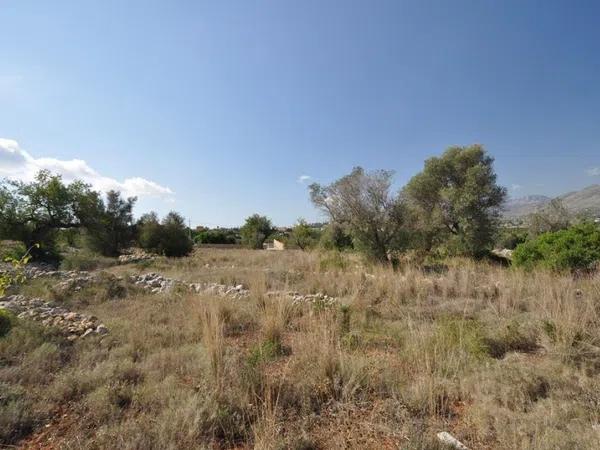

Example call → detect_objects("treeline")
0 170 193 261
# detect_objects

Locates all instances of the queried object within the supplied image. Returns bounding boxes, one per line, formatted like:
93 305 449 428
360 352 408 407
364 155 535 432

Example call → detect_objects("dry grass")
2 248 600 448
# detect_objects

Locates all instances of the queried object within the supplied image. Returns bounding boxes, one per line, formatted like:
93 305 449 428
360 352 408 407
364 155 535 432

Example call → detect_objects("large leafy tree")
0 171 103 260
403 145 506 256
309 167 406 262
240 214 273 249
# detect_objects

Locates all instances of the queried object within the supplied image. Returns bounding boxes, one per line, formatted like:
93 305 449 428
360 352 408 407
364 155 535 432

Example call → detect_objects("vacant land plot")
2 248 600 449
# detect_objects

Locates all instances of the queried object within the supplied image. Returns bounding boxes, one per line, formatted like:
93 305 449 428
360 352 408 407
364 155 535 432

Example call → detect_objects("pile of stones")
129 272 250 299
268 291 339 308
118 249 156 264
189 282 249 299
0 294 108 340
130 272 175 293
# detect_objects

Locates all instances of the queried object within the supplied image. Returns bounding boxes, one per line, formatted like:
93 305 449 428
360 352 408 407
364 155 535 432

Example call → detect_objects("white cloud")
0 138 174 199
586 167 600 176
297 174 311 184
511 184 522 191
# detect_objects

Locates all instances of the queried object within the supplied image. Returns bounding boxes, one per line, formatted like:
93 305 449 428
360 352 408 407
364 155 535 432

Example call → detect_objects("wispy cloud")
511 184 522 191
586 167 600 176
297 174 312 184
0 138 174 199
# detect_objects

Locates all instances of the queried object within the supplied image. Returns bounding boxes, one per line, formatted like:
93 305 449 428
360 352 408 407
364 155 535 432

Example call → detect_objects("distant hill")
503 185 600 218
502 195 551 218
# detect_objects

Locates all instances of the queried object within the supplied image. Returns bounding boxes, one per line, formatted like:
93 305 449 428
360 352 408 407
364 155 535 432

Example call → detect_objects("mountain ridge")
503 185 600 218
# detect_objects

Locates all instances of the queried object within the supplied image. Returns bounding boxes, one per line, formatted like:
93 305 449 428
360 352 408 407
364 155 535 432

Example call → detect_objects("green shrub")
0 240 26 261
513 222 600 271
137 211 193 257
0 309 13 337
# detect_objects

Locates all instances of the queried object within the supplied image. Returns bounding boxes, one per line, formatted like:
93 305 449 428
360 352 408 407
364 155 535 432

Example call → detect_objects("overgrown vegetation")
0 171 192 261
2 249 600 449
513 222 600 271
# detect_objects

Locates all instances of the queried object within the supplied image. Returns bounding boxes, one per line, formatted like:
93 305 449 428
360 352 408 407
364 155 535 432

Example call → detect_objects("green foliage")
160 212 194 257
495 228 528 250
290 219 319 250
240 214 273 249
319 222 353 251
513 222 600 272
0 170 104 261
86 190 137 256
0 309 14 337
404 145 506 257
310 167 406 262
0 244 36 297
194 228 238 245
137 211 193 257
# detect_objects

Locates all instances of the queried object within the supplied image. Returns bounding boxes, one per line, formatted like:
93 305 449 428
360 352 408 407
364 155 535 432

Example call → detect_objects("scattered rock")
130 273 251 299
0 294 107 338
118 249 157 264
268 290 339 308
437 431 468 450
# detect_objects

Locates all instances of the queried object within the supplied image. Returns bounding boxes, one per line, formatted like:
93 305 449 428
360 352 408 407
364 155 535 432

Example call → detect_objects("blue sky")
1 1 599 226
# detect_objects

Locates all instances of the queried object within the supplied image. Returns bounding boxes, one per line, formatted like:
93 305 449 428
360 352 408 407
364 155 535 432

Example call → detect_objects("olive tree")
87 190 137 256
309 167 406 262
403 145 506 256
137 211 193 257
290 219 318 250
240 214 273 249
0 170 103 260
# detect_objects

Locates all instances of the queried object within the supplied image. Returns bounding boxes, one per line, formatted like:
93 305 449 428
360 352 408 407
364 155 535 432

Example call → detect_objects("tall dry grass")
3 248 600 448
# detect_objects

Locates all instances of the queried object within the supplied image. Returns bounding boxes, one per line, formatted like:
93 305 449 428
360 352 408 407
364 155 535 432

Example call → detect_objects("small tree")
403 145 506 257
240 214 273 249
309 167 406 262
137 211 193 257
87 190 137 256
160 212 193 257
290 219 318 250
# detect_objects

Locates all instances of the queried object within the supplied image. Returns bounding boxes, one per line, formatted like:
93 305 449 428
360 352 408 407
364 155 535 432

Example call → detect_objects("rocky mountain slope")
503 185 600 218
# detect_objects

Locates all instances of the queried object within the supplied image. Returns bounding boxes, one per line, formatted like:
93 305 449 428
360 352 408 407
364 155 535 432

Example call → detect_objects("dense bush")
137 212 193 257
194 229 238 245
513 223 600 271
240 214 273 249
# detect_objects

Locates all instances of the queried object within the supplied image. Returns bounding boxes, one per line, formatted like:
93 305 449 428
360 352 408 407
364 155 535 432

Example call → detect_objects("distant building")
264 239 285 251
